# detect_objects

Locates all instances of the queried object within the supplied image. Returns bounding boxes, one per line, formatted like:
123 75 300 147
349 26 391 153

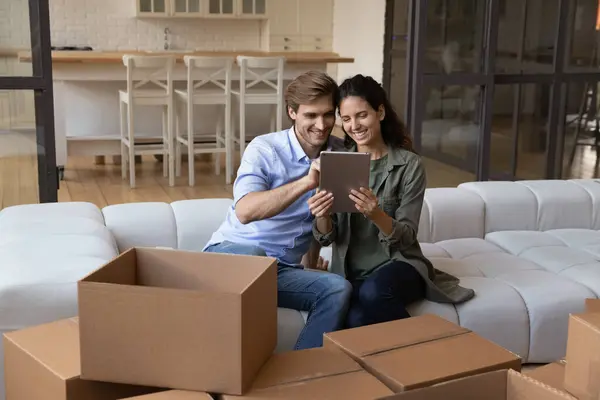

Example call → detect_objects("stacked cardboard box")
2 246 572 399
523 298 600 400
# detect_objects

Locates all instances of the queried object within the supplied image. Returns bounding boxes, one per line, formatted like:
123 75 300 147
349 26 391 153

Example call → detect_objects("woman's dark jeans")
346 260 426 329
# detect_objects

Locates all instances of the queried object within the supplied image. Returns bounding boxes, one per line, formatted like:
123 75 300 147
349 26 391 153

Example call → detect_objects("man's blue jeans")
204 241 352 350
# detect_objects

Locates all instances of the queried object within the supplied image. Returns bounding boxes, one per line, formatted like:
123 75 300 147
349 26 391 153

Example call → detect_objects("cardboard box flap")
250 347 362 390
365 332 521 390
223 370 394 400
585 298 600 313
3 317 81 381
524 361 566 392
506 370 576 400
324 314 469 357
120 390 213 399
80 247 277 295
380 370 575 400
572 313 600 333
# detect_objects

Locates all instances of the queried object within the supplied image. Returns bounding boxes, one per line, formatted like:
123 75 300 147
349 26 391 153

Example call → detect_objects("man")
203 70 351 350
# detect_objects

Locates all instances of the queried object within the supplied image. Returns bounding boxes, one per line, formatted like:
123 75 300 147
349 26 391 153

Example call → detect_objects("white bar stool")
174 56 234 186
119 54 176 188
233 56 285 156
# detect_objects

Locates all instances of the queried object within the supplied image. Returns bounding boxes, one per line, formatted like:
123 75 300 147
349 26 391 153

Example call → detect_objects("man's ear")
288 106 297 121
378 105 385 121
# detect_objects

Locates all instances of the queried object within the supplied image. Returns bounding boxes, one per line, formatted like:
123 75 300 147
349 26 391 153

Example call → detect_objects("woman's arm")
377 159 426 251
312 214 338 247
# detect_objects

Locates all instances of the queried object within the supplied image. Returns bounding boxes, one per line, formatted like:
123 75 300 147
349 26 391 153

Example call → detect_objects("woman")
308 74 474 329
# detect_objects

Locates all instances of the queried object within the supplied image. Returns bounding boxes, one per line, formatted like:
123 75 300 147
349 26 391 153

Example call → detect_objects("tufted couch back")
417 179 600 244
95 179 600 253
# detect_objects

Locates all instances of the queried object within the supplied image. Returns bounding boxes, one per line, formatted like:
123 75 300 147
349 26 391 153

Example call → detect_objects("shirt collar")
288 126 333 162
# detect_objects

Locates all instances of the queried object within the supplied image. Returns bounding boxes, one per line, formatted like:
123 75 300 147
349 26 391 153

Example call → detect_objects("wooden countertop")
18 50 354 64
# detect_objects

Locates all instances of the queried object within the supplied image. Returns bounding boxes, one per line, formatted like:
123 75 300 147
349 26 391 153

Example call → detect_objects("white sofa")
1 179 600 397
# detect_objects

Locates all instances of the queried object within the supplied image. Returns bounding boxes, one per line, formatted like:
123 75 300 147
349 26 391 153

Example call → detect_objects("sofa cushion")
102 202 178 251
171 198 234 251
417 235 596 363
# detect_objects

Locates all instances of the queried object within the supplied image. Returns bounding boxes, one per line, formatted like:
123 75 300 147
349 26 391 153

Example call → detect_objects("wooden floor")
0 129 598 211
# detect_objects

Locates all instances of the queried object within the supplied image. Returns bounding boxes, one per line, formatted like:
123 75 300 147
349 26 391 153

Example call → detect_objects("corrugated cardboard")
323 314 522 392
585 298 600 313
3 317 162 400
220 347 394 399
381 369 576 400
564 312 600 400
78 247 278 395
525 361 566 394
121 391 214 399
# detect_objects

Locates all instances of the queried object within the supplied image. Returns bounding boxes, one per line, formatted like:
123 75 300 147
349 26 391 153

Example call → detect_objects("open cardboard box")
384 369 576 400
77 247 278 395
3 317 162 400
323 314 522 392
220 347 394 399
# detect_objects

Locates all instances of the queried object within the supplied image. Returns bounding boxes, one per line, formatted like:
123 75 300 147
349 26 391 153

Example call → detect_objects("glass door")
393 0 600 182
408 0 495 182
0 0 57 209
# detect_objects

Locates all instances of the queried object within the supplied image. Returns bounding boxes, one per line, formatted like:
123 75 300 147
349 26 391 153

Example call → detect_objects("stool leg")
175 99 182 177
276 97 283 132
162 107 168 178
127 101 135 189
119 100 127 180
225 96 232 185
239 97 246 156
270 105 276 132
215 106 223 177
187 98 195 187
168 98 175 187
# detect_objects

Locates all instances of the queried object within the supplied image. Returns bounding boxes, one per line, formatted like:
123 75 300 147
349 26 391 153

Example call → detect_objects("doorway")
384 0 600 182
0 0 57 209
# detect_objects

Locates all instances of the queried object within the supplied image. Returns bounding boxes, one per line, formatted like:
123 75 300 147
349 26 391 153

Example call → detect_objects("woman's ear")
378 105 386 121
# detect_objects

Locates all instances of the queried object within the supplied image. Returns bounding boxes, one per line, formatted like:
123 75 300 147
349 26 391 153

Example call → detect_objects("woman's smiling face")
339 95 384 147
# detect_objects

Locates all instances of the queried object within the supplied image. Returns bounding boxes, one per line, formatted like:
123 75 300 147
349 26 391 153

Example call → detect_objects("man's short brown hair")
284 70 339 115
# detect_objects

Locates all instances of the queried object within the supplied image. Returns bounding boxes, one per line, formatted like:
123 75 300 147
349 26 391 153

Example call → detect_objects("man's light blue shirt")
203 127 343 266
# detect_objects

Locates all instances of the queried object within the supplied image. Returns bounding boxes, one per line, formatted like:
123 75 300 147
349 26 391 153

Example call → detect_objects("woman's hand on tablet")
350 187 380 218
308 189 334 218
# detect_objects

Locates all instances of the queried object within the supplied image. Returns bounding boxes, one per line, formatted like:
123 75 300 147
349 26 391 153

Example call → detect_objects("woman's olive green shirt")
313 146 475 304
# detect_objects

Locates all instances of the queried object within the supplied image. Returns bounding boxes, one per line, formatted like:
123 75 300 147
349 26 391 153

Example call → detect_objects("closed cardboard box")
525 361 566 394
3 317 161 400
564 312 600 399
121 391 214 399
384 369 576 400
586 298 600 313
221 347 394 399
323 314 522 392
78 247 278 395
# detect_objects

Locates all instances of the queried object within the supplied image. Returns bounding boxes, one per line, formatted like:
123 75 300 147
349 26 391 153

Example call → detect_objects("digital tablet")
319 151 371 213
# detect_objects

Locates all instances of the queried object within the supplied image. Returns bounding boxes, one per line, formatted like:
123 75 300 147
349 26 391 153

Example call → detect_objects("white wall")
0 0 262 51
332 0 386 84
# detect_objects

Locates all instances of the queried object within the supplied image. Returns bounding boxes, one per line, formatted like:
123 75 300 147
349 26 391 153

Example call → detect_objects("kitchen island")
18 50 354 172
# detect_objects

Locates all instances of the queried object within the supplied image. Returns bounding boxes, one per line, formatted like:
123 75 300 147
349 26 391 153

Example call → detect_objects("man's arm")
234 142 318 225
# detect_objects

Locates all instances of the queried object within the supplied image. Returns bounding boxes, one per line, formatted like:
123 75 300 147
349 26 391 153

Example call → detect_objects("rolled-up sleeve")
233 141 273 205
312 214 338 246
378 159 426 252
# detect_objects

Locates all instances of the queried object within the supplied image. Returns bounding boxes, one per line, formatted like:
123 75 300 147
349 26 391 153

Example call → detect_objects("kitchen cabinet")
173 0 202 15
265 0 333 52
136 0 266 18
137 0 170 16
239 0 266 17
